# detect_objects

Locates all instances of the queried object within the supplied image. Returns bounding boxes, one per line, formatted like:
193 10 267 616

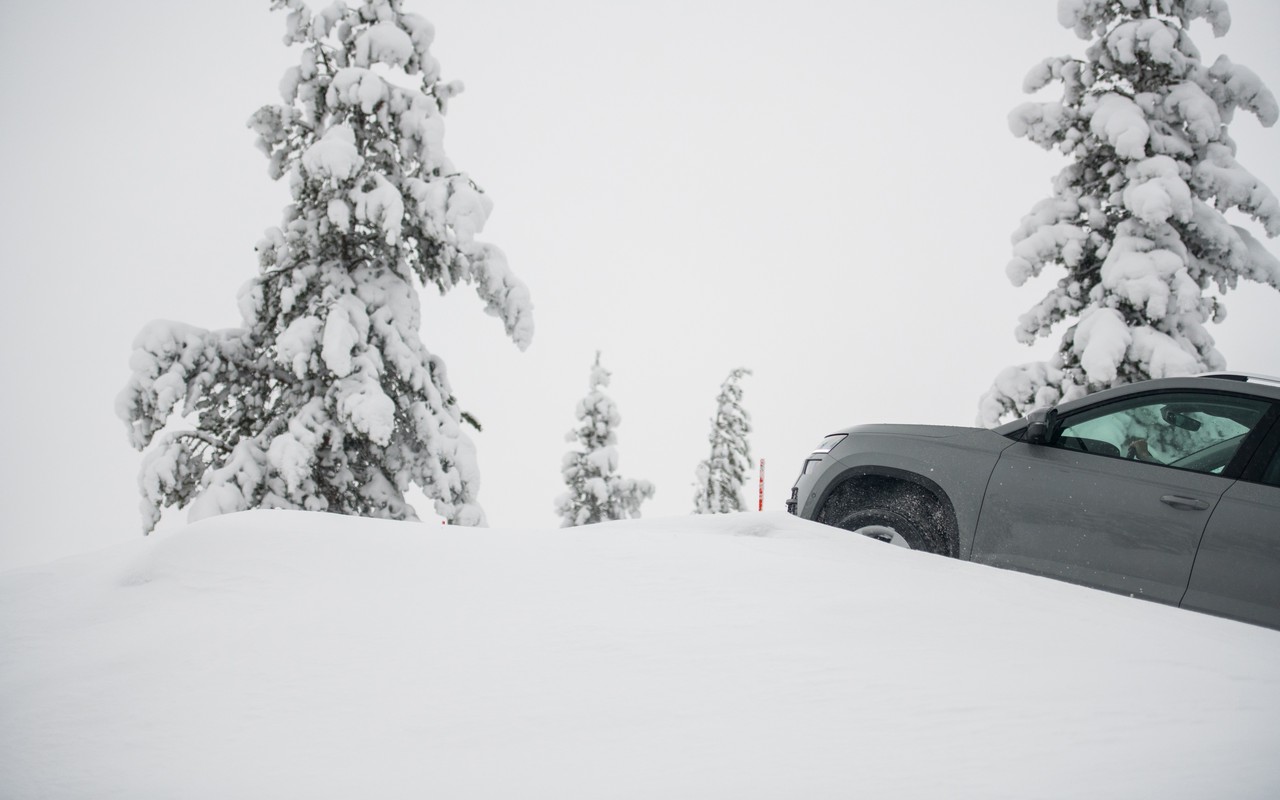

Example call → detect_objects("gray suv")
787 374 1280 629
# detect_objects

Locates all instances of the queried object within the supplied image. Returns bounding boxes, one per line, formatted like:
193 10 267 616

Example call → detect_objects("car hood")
837 423 980 439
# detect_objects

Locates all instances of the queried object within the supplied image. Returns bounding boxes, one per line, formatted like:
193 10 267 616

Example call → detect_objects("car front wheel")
814 477 958 556
836 508 925 550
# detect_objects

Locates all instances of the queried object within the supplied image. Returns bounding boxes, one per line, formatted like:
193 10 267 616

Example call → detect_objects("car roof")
1105 373 1280 402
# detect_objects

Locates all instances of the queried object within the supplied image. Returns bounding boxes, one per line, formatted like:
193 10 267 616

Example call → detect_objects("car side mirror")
1025 407 1058 445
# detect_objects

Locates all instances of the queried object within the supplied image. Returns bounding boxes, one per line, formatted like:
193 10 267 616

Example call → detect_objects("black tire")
815 478 958 556
832 507 928 550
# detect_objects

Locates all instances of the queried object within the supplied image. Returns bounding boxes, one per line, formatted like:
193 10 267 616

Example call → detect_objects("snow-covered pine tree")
555 354 655 527
116 0 532 532
692 368 753 514
979 0 1279 426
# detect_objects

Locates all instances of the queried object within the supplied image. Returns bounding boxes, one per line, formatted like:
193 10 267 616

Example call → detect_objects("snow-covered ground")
3 510 1279 798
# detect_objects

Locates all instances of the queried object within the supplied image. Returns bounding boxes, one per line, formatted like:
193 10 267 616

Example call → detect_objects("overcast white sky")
2 0 1278 568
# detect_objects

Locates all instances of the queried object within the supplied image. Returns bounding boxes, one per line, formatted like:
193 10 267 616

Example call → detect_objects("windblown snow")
3 510 1279 798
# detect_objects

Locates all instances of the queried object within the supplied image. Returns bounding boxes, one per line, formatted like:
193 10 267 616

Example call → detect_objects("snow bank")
3 510 1279 798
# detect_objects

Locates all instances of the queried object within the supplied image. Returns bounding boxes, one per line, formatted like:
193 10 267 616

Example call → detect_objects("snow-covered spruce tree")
555 354 655 527
692 368 753 514
116 0 532 532
979 0 1279 426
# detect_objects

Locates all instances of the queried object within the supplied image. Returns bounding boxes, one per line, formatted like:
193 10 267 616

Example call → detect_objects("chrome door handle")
1160 495 1211 511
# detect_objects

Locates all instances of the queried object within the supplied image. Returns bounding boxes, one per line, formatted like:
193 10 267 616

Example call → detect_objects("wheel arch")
813 466 961 558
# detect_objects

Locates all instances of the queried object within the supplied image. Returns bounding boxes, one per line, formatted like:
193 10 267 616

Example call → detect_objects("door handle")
1160 495 1211 511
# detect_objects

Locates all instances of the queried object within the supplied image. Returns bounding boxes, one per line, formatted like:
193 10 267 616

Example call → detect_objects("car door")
971 390 1273 606
1181 418 1280 629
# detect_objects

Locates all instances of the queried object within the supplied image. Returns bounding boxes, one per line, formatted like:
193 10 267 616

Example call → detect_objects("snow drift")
3 510 1279 798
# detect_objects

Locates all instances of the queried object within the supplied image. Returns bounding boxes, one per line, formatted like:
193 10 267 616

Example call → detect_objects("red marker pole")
758 458 765 511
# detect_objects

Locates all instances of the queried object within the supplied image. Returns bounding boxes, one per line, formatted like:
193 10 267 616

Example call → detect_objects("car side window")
1049 392 1272 476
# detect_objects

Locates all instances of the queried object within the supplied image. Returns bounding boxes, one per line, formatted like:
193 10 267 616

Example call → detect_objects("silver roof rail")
1199 372 1280 386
